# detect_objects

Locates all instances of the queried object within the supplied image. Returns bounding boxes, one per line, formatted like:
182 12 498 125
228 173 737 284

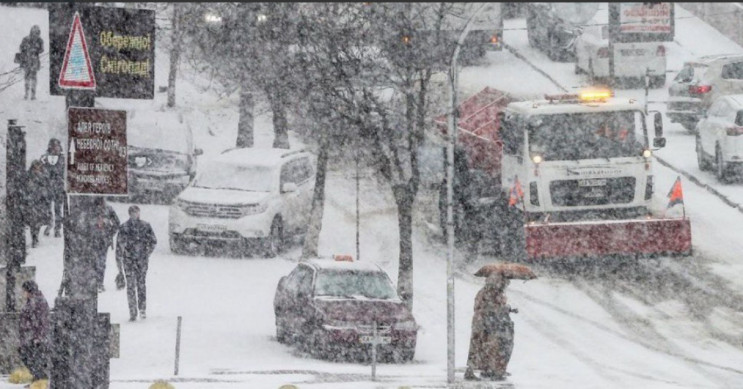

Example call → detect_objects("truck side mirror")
194 148 203 156
654 111 663 138
653 137 666 148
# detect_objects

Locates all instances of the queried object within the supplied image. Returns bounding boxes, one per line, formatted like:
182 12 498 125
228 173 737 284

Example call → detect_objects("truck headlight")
393 320 418 331
642 149 652 158
532 154 543 164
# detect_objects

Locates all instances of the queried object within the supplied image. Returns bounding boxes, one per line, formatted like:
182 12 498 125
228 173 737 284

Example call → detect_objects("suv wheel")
696 137 711 171
716 146 729 183
169 234 188 255
264 218 284 258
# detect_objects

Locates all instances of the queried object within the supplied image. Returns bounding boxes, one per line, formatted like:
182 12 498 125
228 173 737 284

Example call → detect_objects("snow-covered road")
2 4 743 389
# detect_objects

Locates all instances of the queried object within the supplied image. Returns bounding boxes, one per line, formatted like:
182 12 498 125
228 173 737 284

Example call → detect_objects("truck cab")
499 90 663 222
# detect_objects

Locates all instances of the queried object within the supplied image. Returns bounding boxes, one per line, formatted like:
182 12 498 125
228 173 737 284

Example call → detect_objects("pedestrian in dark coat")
18 280 50 382
116 205 157 321
92 198 120 292
18 25 44 100
40 138 66 238
23 160 52 248
465 273 514 381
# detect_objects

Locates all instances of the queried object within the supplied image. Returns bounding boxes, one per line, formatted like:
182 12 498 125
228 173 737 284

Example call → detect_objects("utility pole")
446 3 489 384
5 119 26 313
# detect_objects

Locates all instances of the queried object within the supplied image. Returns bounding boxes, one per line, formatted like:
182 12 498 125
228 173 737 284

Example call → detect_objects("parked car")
127 110 202 202
168 147 315 257
574 3 667 88
526 3 598 62
668 54 743 133
695 94 743 182
273 256 418 362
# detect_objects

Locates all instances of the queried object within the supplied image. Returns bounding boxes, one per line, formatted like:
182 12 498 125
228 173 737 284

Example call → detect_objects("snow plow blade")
524 218 692 259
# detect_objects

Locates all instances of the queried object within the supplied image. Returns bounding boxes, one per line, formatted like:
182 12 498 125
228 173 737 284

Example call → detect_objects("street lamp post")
446 3 489 384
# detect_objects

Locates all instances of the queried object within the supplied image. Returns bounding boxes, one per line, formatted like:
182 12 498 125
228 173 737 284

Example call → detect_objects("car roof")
303 258 384 273
694 53 743 65
215 147 310 168
722 94 743 108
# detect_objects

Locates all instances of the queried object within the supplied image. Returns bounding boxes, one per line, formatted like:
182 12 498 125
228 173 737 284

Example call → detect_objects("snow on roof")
305 258 383 273
723 94 743 108
507 97 643 116
215 147 310 168
696 53 743 64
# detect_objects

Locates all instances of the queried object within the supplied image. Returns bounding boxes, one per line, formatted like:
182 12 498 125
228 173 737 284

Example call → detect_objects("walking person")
116 206 157 321
17 25 44 100
464 272 514 381
92 198 120 293
40 138 66 238
23 160 52 248
18 280 50 387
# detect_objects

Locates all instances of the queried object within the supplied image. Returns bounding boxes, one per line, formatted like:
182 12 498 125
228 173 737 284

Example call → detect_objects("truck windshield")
527 111 645 161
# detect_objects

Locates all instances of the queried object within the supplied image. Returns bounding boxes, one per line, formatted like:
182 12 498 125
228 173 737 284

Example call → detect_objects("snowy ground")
2 4 743 389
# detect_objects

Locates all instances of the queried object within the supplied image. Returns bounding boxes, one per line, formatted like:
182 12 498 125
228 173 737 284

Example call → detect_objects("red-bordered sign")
58 11 97 90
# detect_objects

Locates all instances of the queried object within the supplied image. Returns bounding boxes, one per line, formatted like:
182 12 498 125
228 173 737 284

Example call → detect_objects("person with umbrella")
465 263 536 381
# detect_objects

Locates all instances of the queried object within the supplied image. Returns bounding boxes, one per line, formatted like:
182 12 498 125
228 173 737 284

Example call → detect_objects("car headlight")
322 320 357 330
393 320 417 331
175 198 189 211
241 203 269 216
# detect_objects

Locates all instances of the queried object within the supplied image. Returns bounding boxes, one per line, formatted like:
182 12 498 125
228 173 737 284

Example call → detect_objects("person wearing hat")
18 280 50 386
464 272 514 381
116 205 157 321
18 25 44 100
40 138 66 238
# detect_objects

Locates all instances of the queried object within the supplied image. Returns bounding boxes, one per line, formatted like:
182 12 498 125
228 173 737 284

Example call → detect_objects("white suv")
169 147 315 257
695 94 743 182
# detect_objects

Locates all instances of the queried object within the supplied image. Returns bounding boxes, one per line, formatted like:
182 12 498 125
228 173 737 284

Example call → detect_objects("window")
721 62 743 80
674 64 694 83
501 113 524 156
280 160 299 185
736 111 743 126
294 157 313 184
287 265 313 297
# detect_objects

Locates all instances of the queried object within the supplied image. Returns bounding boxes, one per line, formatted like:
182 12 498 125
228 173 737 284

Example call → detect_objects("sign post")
359 321 392 381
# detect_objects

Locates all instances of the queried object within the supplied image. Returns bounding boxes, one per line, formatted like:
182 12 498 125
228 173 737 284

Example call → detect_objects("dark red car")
273 257 418 362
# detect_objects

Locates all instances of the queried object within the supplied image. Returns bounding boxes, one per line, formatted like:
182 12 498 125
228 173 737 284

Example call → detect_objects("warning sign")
67 108 128 195
49 4 156 99
58 12 96 89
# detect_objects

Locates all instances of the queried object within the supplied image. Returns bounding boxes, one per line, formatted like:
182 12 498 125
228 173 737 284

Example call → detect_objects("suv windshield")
528 111 645 161
194 162 275 192
314 270 398 300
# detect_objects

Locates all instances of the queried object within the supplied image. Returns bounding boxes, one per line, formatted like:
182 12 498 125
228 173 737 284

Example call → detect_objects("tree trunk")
236 87 254 148
393 184 415 311
268 89 290 149
167 4 181 108
301 139 330 260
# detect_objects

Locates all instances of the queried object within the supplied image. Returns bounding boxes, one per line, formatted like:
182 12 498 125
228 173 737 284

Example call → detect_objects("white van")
574 4 667 88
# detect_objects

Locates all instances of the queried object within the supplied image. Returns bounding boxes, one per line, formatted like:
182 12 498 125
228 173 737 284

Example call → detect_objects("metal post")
645 67 650 115
174 316 182 375
447 5 489 383
371 320 377 381
356 147 360 262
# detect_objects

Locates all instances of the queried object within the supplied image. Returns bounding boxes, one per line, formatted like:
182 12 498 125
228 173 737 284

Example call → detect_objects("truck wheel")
696 137 711 171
